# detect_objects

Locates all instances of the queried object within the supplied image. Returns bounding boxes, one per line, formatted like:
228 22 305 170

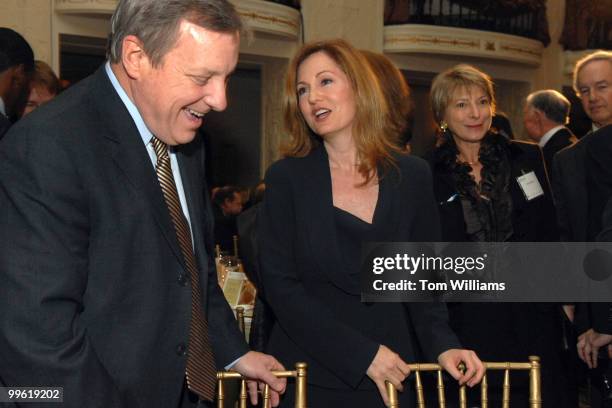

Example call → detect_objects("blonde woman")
428 64 565 406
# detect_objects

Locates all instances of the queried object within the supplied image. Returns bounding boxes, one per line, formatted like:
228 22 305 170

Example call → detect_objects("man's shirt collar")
105 62 154 147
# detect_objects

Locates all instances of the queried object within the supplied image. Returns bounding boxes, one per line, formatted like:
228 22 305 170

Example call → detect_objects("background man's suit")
542 127 576 178
0 66 247 407
585 126 612 408
586 126 612 336
552 132 593 242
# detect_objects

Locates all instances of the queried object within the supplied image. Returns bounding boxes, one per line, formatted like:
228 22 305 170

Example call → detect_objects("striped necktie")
151 137 217 401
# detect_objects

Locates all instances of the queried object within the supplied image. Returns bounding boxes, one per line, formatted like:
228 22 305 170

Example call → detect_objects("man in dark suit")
0 27 34 139
0 1 285 408
552 51 612 242
579 126 612 407
523 89 576 177
553 51 612 408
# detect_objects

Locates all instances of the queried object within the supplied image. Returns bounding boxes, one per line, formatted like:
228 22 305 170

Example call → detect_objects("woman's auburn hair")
360 50 411 138
281 38 402 184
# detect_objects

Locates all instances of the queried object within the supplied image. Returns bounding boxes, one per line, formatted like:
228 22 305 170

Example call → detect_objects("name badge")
516 171 544 201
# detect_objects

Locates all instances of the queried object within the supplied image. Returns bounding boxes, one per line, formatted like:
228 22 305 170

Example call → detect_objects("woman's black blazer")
428 139 564 405
259 145 461 390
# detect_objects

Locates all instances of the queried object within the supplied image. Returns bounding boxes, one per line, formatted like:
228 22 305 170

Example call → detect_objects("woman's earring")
440 122 448 132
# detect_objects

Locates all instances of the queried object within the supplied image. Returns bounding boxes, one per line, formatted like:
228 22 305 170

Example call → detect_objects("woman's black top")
428 132 567 407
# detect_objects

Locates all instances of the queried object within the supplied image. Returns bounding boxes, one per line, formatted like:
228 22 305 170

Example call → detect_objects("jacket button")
177 274 187 286
176 343 187 356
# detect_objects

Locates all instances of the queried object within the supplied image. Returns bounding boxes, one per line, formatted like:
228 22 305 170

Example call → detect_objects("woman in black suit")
258 40 484 407
427 64 566 406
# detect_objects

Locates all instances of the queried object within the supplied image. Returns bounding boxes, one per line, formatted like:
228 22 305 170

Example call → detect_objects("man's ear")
121 35 149 79
534 109 545 126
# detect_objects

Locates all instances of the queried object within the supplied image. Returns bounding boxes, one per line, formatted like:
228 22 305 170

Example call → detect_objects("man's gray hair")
526 89 571 125
573 50 612 94
108 0 242 67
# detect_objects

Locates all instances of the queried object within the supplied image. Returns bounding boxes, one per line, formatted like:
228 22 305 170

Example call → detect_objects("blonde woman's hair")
31 60 61 95
430 64 496 125
281 38 402 184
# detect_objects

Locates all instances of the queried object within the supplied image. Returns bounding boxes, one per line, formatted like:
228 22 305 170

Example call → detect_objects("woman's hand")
366 345 411 407
578 329 612 368
438 349 485 387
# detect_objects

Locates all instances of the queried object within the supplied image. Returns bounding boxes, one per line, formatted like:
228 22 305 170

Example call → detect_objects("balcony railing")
585 20 612 50
561 0 611 50
384 0 549 45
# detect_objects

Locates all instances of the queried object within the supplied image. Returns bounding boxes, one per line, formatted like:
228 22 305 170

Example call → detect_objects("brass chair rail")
216 362 307 408
386 356 541 408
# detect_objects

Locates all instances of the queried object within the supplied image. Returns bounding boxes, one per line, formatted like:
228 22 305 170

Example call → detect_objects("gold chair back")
216 362 308 408
386 355 541 408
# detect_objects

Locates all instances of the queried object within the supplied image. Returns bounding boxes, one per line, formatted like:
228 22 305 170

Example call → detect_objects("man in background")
552 50 612 408
553 50 612 242
523 89 576 175
22 60 61 116
0 27 34 139
213 185 243 252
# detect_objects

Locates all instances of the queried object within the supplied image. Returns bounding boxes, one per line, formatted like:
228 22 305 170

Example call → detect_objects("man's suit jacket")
586 125 612 240
555 127 612 341
551 131 593 241
586 126 612 335
542 127 576 180
593 197 612 335
0 66 247 408
259 146 461 391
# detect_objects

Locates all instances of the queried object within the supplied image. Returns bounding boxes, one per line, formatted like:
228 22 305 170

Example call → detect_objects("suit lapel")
176 142 216 301
91 67 186 271
303 147 360 294
177 147 202 246
176 143 208 263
